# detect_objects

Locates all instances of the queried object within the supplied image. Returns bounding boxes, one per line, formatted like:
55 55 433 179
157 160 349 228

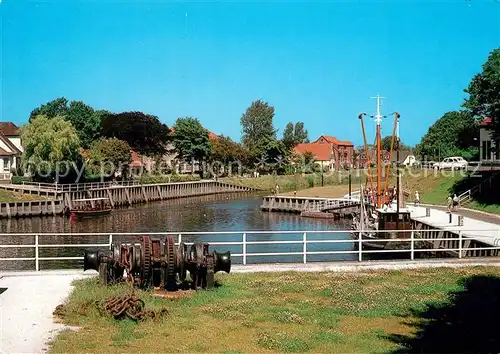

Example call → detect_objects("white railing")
1 229 499 272
0 173 12 181
459 190 471 204
309 198 360 212
21 181 141 192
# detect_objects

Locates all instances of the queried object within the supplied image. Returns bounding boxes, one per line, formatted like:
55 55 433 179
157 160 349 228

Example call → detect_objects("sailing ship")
350 96 413 251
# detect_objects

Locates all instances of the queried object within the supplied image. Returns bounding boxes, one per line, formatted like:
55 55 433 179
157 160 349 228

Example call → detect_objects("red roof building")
479 117 499 162
480 117 492 126
294 135 354 169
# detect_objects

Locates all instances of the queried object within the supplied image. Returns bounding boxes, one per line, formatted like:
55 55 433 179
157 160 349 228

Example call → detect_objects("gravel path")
0 272 91 353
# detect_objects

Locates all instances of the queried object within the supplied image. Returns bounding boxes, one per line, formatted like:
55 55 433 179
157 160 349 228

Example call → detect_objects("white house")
0 122 22 182
479 118 499 162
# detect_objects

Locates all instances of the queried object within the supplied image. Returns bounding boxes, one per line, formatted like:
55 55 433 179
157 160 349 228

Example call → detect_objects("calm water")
0 193 360 270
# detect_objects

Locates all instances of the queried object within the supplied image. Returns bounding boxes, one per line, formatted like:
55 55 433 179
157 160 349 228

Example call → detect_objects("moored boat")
350 96 414 252
70 198 113 218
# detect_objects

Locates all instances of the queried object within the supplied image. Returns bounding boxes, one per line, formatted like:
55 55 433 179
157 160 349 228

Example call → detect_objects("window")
2 158 10 172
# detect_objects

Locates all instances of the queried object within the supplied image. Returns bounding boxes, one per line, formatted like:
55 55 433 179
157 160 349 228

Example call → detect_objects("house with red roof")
294 135 354 170
479 117 499 162
0 122 22 182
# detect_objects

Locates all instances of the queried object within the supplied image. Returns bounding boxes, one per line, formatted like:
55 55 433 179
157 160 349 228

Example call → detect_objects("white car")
434 157 468 170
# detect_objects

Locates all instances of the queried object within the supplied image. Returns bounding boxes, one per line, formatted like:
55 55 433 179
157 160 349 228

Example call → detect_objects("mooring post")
178 233 182 245
426 207 430 217
449 213 452 224
108 234 113 250
242 233 247 265
458 215 464 226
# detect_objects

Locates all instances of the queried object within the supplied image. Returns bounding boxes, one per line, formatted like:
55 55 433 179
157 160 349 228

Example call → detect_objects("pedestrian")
294 190 297 197
275 184 280 195
447 195 453 213
453 193 459 211
414 191 420 206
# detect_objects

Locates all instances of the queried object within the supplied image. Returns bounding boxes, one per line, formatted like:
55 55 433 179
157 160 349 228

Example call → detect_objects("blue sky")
1 0 499 146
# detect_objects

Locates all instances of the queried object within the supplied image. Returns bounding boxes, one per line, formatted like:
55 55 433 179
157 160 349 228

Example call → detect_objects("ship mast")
370 95 385 208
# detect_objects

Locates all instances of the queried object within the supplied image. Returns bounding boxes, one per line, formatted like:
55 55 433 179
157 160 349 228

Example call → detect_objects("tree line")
21 98 310 182
416 47 499 161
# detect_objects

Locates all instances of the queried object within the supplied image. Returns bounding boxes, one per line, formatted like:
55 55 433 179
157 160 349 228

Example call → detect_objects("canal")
0 193 358 270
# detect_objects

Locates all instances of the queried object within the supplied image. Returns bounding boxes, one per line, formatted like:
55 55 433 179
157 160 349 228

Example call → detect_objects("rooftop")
314 135 354 147
480 117 492 127
0 122 19 136
294 143 332 161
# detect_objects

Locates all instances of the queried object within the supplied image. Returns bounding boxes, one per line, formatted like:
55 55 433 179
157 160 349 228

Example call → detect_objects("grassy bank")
0 189 47 203
222 172 363 193
278 170 500 215
50 267 500 353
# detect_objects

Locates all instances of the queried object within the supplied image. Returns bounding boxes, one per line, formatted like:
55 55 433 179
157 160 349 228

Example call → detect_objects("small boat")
70 197 113 218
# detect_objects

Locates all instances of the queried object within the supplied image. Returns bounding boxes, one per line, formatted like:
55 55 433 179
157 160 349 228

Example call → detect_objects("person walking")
447 195 453 213
414 191 420 206
453 193 459 211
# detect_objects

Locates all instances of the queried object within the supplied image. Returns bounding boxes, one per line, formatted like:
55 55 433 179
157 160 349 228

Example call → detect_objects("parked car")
433 157 468 170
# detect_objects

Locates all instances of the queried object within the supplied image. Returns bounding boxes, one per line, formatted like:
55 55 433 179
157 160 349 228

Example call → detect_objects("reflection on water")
0 193 359 270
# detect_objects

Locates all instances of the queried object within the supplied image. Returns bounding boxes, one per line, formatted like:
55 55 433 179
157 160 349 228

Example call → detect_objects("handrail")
18 180 252 192
0 229 499 271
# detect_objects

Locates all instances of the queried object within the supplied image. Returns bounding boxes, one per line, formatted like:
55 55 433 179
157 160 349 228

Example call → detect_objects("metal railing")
0 173 12 181
1 229 499 272
309 198 361 212
21 180 141 192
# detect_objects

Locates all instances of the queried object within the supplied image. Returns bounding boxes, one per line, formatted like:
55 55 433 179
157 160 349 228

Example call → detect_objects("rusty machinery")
83 236 231 290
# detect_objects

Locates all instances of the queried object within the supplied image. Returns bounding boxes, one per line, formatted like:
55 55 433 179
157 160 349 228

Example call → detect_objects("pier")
0 180 256 218
260 195 360 217
410 205 500 257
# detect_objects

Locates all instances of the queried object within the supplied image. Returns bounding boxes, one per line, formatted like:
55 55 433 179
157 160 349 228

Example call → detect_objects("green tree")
21 115 82 182
29 97 69 121
172 117 211 177
415 111 478 160
67 101 104 149
210 136 248 175
29 98 104 149
87 138 132 177
240 100 277 156
101 111 170 156
283 121 309 149
463 48 500 141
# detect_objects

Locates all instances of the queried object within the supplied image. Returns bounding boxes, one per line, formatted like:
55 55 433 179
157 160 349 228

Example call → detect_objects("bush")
138 174 201 184
11 176 29 185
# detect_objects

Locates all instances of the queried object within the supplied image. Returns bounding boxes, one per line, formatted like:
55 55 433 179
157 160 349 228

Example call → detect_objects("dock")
260 195 360 217
409 205 500 257
0 180 256 218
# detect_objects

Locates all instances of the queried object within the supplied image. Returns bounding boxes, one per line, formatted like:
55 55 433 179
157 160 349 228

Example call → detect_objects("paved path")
2 259 500 353
0 272 91 353
410 205 500 246
421 203 500 225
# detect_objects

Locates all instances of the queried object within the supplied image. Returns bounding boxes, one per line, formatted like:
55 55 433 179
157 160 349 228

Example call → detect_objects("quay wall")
262 196 500 257
0 181 255 218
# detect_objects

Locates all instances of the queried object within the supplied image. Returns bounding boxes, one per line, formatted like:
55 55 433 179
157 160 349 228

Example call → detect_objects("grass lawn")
281 171 462 201
0 189 47 202
222 173 363 193
50 266 500 353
